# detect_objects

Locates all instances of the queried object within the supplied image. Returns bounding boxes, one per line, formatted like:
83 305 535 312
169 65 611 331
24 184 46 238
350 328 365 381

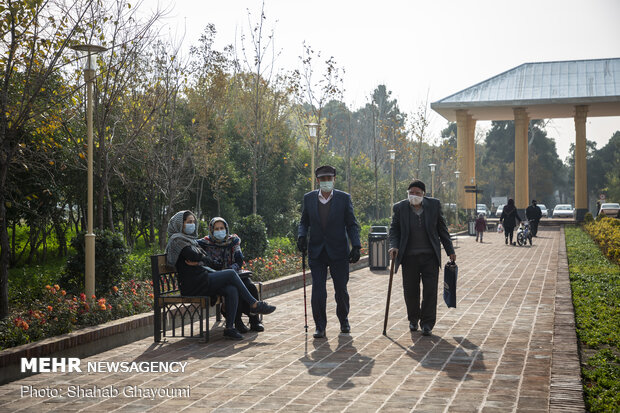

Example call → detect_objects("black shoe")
422 326 432 336
251 301 276 314
250 321 264 332
505 237 508 245
223 328 243 340
235 320 249 334
313 328 326 338
340 320 350 334
409 321 418 331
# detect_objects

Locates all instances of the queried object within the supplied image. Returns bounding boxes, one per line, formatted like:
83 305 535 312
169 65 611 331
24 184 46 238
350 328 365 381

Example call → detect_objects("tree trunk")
252 165 258 215
148 186 155 245
0 163 10 319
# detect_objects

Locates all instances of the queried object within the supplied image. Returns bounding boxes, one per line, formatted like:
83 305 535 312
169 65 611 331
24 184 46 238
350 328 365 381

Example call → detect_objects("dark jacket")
475 216 487 232
525 205 542 221
298 189 361 261
175 245 211 296
500 206 521 230
388 197 455 272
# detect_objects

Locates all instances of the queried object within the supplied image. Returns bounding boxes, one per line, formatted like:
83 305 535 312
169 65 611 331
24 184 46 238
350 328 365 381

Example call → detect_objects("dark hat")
315 165 336 178
408 179 426 192
532 199 537 203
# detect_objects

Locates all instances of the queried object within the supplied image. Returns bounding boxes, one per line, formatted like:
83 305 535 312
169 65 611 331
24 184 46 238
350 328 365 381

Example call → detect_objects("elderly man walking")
388 180 456 336
298 165 361 339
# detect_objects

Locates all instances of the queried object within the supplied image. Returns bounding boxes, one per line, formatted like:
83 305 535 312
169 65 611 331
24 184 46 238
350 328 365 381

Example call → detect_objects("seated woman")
165 210 275 340
198 217 264 334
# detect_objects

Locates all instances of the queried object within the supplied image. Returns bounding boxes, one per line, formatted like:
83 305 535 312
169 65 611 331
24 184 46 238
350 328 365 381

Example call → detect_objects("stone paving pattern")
0 227 583 412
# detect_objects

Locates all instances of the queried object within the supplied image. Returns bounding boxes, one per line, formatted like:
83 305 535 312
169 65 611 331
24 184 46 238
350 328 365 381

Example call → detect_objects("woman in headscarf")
165 210 276 340
198 217 263 333
499 199 522 245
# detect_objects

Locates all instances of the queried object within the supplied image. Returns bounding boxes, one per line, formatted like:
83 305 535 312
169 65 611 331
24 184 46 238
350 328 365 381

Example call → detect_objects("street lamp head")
71 44 107 71
305 122 318 139
388 149 396 160
428 163 436 173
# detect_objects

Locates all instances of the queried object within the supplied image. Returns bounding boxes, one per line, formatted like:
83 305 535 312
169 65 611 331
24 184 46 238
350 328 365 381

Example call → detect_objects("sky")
141 0 620 160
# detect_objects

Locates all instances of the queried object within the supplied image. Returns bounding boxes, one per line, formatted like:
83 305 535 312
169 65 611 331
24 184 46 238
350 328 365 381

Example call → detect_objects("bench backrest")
151 254 180 297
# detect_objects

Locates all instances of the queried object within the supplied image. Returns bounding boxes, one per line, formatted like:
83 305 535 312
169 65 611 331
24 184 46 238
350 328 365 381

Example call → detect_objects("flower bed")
0 281 152 350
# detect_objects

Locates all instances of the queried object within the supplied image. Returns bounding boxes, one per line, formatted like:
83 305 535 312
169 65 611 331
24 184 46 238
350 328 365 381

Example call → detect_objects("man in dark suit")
298 165 361 339
388 179 456 336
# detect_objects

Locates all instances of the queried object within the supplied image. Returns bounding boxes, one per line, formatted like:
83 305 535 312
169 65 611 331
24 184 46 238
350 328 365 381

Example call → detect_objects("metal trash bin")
468 220 476 236
369 225 389 270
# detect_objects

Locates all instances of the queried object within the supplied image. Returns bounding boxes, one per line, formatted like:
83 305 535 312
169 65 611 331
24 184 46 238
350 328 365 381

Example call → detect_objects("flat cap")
315 165 336 178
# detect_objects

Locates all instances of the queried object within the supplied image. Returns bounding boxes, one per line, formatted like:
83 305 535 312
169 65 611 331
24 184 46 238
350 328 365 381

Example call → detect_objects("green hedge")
565 226 620 412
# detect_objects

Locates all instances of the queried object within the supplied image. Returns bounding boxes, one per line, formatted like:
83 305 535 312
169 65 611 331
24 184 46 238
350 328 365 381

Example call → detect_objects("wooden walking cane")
302 251 308 333
383 258 396 336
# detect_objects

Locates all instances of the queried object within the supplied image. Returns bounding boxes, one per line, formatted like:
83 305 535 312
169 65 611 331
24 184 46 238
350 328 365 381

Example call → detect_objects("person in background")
297 165 361 339
499 198 521 245
388 180 456 336
475 213 487 242
198 217 264 333
525 200 542 237
166 210 275 340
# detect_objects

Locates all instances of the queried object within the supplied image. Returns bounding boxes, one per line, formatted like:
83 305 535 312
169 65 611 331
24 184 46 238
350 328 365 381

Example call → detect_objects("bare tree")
232 2 291 215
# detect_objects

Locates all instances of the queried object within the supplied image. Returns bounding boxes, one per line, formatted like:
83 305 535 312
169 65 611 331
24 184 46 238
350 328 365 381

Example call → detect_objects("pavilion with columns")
431 57 620 221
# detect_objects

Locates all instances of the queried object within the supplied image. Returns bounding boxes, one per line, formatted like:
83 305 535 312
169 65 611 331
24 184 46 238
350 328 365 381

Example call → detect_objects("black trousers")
401 253 439 329
529 219 539 236
309 248 350 331
236 277 260 323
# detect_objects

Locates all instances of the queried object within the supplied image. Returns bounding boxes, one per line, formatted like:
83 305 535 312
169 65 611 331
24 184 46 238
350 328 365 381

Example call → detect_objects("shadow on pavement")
386 335 486 381
132 329 272 362
300 335 375 389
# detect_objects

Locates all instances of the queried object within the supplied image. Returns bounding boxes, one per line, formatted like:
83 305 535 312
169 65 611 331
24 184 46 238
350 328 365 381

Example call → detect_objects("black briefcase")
443 261 458 308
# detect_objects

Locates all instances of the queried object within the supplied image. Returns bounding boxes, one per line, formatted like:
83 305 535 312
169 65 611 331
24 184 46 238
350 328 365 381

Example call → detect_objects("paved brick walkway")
0 227 581 412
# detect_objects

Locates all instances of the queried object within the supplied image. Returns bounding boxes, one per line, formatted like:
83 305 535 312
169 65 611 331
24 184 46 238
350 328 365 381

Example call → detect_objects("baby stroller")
516 221 532 246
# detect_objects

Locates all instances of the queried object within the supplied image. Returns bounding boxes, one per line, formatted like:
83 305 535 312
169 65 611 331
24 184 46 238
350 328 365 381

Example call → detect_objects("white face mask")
319 180 334 192
408 194 423 205
183 223 196 235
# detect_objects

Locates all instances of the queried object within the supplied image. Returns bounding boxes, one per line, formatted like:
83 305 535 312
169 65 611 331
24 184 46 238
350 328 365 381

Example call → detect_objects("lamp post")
71 43 106 297
305 122 318 190
388 149 396 209
428 163 436 197
454 170 461 227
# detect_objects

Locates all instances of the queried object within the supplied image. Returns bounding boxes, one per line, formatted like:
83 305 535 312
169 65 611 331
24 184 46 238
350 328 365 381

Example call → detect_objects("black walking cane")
302 250 308 333
383 258 396 336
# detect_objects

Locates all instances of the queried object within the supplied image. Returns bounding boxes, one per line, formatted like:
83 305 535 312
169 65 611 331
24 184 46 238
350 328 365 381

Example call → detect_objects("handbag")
443 261 458 308
497 223 503 233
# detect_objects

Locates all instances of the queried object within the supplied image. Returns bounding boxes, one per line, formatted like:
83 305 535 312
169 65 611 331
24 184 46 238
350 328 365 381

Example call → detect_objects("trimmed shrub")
235 214 268 260
61 230 128 295
584 212 594 223
583 217 620 264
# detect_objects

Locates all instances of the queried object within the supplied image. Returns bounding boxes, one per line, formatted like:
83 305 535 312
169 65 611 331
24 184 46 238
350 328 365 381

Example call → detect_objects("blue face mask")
319 180 334 192
183 223 195 235
213 230 227 241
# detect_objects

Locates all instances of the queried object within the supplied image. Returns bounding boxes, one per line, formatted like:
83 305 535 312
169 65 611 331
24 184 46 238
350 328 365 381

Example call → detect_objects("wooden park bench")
151 254 213 342
151 253 262 343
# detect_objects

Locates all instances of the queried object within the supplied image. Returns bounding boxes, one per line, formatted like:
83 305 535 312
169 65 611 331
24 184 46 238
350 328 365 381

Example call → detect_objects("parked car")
476 204 489 216
599 203 620 217
495 204 504 218
552 204 574 218
537 204 548 218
